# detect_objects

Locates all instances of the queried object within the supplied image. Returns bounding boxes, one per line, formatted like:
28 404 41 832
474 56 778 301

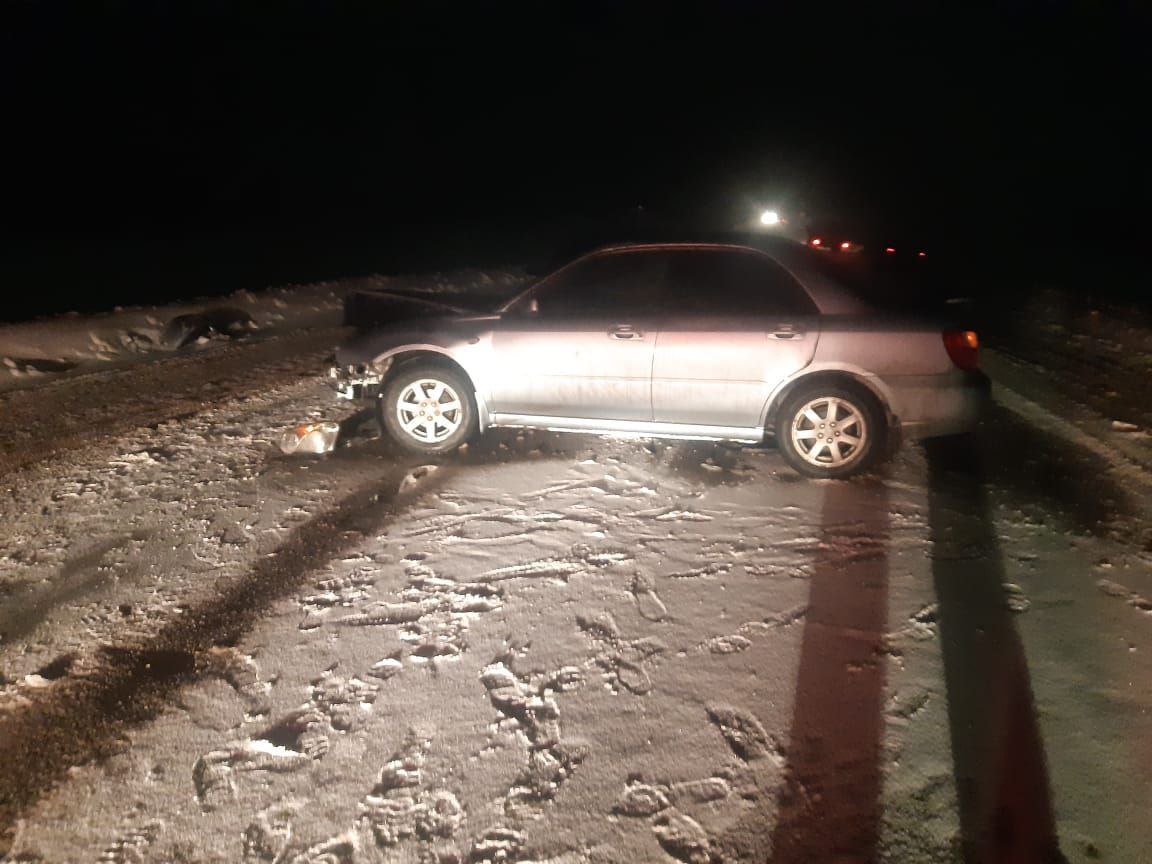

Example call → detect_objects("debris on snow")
279 422 340 455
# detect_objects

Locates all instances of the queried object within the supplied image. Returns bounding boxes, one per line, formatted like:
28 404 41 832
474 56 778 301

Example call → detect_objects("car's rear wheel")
377 364 476 455
776 385 883 478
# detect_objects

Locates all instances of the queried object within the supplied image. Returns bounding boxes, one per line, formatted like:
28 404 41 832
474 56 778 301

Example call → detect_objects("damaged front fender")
328 358 391 400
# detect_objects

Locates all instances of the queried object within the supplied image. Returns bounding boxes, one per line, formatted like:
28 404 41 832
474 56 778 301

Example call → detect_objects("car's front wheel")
377 364 476 455
776 385 884 478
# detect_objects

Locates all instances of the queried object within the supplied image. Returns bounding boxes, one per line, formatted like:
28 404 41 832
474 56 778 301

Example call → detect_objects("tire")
776 384 884 478
376 363 477 455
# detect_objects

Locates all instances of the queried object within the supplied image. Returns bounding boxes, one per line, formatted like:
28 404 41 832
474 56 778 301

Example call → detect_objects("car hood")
341 288 503 328
334 309 500 366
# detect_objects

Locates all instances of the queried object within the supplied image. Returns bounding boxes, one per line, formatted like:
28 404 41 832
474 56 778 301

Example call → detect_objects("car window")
527 251 667 318
663 249 818 316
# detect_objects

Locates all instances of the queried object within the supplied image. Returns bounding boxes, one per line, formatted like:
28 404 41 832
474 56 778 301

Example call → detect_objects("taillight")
943 330 979 370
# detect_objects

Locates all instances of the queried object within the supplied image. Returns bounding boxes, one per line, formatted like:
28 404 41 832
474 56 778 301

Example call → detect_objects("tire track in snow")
0 530 152 645
0 328 341 477
0 454 453 855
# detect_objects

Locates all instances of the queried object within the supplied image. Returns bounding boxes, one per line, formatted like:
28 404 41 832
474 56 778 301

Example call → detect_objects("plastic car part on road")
279 422 340 454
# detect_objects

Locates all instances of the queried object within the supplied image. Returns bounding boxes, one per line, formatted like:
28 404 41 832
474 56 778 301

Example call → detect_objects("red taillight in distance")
943 330 979 370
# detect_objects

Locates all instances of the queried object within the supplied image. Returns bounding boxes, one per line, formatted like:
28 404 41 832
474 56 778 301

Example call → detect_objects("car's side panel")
808 323 954 376
487 316 658 422
759 362 897 429
758 322 980 438
653 315 819 426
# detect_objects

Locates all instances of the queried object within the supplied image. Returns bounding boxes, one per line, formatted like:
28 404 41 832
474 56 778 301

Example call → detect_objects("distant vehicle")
805 230 928 260
808 236 866 254
331 241 988 477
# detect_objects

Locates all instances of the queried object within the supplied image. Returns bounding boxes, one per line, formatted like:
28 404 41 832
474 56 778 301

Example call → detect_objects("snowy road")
2 321 1151 863
0 329 343 476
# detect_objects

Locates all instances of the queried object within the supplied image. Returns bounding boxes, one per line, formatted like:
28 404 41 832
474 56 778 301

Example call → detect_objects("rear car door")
487 250 668 422
652 248 820 427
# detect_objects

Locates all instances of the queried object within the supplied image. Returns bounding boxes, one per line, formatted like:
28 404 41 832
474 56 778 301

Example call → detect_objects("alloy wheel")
790 396 869 468
395 378 463 444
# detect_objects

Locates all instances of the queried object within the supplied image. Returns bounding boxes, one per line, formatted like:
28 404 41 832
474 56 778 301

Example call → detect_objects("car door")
487 249 668 422
652 248 820 428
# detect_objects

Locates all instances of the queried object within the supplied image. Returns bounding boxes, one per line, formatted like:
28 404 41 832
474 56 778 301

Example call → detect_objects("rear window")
662 249 818 317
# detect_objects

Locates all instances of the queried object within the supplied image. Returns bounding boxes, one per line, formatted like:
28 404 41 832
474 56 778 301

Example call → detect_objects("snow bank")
0 268 528 391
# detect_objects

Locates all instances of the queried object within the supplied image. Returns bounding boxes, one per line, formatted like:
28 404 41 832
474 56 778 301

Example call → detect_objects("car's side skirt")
488 413 765 443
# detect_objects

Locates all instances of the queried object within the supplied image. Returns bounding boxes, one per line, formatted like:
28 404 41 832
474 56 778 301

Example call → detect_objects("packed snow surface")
1 271 1150 863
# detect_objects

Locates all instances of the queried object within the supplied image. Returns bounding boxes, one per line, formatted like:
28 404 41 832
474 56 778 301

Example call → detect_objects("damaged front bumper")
328 363 384 400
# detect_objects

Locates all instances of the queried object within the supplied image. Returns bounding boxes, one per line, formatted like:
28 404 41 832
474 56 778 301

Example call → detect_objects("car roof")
581 239 872 316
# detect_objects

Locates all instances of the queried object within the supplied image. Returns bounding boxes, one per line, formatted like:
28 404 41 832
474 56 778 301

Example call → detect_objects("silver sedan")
332 241 988 477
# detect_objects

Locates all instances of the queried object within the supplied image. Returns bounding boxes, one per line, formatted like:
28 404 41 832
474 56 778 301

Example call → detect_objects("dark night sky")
2 1 1149 317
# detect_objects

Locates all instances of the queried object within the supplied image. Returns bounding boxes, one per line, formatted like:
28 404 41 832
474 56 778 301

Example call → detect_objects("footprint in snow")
203 646 271 716
667 562 731 580
193 739 316 810
614 776 732 817
479 657 588 819
631 572 668 622
282 834 356 864
614 780 671 817
367 652 403 681
243 802 300 862
98 819 163 864
309 671 380 732
357 728 465 849
577 612 664 695
705 704 784 765
258 708 331 758
701 634 752 655
652 811 716 864
470 827 526 863
1002 583 1031 613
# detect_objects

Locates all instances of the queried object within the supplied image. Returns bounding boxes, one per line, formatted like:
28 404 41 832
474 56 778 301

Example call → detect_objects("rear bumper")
893 369 991 439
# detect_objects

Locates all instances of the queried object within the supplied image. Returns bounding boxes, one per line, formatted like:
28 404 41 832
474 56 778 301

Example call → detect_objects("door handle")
771 330 801 340
608 325 643 340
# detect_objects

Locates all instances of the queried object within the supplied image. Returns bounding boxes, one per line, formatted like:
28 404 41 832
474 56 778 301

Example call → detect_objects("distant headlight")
759 209 781 226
